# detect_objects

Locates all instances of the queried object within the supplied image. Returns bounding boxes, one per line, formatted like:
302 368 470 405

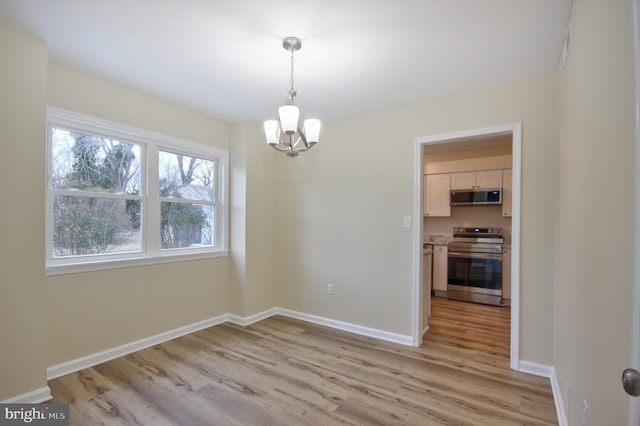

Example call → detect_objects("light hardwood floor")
49 298 558 425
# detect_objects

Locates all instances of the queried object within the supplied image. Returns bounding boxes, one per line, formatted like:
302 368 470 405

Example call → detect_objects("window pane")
51 128 141 195
53 195 141 257
159 151 215 201
160 202 214 248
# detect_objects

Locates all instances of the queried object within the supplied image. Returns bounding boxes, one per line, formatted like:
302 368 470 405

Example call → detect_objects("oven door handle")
448 251 502 261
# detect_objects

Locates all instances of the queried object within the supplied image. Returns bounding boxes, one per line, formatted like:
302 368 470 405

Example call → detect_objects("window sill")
46 250 229 276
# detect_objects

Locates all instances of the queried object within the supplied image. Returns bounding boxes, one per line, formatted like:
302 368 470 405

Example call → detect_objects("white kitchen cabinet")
449 172 475 190
502 169 512 217
476 170 503 188
433 245 448 297
450 169 503 190
502 247 511 305
424 174 451 217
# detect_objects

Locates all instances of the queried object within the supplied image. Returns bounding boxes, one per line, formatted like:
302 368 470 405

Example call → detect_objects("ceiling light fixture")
264 36 320 158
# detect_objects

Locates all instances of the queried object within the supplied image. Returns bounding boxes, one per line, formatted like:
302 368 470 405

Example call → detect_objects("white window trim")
45 106 229 276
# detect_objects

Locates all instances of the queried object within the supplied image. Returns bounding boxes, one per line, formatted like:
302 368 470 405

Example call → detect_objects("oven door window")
447 254 502 291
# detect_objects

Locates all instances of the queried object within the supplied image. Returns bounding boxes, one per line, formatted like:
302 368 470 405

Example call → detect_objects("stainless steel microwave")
450 188 502 206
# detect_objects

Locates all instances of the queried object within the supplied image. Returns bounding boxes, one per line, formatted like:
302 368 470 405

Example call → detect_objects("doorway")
412 122 521 371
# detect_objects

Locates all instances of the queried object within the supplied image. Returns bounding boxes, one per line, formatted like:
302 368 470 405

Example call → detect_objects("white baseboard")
276 307 414 346
518 361 567 426
46 306 413 383
227 307 278 326
518 360 554 378
550 367 569 426
47 313 228 380
1 386 52 404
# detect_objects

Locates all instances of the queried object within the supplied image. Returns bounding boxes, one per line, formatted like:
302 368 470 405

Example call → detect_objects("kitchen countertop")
423 234 452 245
423 234 510 247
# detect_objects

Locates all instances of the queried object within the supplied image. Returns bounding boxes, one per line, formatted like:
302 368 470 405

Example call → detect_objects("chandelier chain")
288 47 296 103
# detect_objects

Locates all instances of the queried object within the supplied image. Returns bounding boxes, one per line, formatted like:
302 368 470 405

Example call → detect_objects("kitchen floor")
428 296 510 357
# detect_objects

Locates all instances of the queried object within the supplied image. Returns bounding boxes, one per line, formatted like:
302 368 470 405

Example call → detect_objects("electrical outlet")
328 283 334 295
582 400 588 426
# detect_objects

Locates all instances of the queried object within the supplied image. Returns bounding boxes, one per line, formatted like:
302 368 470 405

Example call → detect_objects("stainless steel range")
447 227 504 306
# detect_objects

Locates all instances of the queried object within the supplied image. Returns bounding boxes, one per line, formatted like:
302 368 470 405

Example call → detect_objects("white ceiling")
0 0 571 123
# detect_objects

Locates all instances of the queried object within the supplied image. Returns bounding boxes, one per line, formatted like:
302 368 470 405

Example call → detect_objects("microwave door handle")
448 251 502 261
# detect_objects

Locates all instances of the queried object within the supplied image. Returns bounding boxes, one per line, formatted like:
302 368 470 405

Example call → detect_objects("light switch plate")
403 216 411 228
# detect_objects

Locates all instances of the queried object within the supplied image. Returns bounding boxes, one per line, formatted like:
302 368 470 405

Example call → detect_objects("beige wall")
47 63 230 148
277 75 556 365
45 64 232 365
229 122 281 316
554 0 636 424
0 28 48 401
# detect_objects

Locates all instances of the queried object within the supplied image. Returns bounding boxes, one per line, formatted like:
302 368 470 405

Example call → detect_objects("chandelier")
264 36 320 158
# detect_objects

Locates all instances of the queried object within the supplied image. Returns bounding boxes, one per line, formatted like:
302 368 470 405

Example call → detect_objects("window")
158 150 217 249
46 107 228 275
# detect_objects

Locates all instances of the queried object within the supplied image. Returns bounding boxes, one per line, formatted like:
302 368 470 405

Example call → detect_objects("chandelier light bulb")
264 120 279 145
303 119 321 144
278 105 299 135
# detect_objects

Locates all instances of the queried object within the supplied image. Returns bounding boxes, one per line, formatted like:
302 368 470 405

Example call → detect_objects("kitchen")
422 134 513 332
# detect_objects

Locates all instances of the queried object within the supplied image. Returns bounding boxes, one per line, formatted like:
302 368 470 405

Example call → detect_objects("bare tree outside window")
51 128 142 256
159 150 215 248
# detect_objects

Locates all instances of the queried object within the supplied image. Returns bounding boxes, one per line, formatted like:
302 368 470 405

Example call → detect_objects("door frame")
629 0 640 423
412 122 522 371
